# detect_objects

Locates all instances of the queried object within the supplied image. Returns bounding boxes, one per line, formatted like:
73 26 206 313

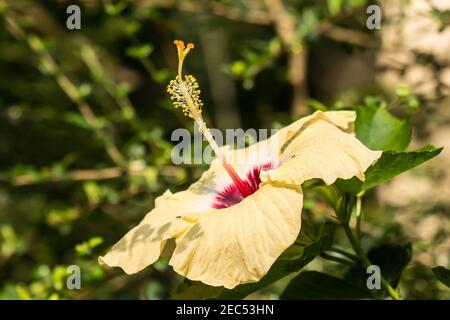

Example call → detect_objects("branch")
318 22 376 47
138 0 271 25
8 165 186 186
10 167 145 186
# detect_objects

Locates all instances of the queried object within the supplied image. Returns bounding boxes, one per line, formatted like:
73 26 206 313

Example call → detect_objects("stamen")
167 40 252 198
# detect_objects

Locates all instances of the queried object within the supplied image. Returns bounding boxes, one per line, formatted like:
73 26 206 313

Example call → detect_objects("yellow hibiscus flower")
99 40 382 289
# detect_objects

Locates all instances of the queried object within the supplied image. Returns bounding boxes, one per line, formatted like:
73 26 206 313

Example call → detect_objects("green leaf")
15 285 31 300
361 146 442 191
297 9 319 39
349 0 368 8
395 84 411 98
63 112 91 130
336 145 443 194
125 21 141 36
307 99 328 111
344 243 412 298
88 236 104 248
77 83 92 98
281 271 372 300
105 2 128 15
230 60 246 77
432 266 450 287
355 103 412 151
145 282 166 300
407 97 420 109
327 0 345 16
28 36 46 52
171 221 335 300
368 243 412 287
153 68 172 84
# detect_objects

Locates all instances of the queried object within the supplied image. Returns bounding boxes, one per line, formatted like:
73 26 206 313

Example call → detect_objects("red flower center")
212 163 273 209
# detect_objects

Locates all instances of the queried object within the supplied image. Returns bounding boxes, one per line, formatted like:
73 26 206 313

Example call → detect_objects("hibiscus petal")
169 184 303 289
99 189 212 274
219 110 357 176
283 110 355 135
99 110 363 281
261 119 382 186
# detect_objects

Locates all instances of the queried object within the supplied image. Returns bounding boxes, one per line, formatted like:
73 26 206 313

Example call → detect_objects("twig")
80 44 137 121
7 164 185 186
138 0 270 25
10 167 144 186
141 0 375 47
318 22 376 47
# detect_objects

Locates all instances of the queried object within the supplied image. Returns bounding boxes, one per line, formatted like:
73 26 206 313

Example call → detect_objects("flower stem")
342 223 401 300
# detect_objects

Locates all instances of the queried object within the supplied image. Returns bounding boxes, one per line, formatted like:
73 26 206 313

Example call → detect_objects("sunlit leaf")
355 103 412 151
336 145 443 194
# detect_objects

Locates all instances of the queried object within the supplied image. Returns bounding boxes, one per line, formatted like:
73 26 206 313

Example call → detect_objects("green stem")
320 252 357 268
342 224 401 300
328 246 359 262
355 193 363 242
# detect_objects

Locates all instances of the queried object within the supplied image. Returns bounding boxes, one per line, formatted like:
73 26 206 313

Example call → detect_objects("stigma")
167 40 254 199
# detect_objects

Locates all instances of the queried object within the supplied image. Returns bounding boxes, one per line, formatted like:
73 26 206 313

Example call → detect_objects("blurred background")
0 0 449 299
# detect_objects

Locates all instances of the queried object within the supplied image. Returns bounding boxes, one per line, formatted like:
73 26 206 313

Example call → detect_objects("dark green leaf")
368 243 412 286
432 266 450 287
355 104 411 151
337 145 442 194
281 271 372 299
171 221 335 300
63 112 91 130
170 281 223 300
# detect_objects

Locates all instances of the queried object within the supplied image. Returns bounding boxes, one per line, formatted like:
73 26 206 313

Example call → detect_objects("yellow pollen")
167 40 202 121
